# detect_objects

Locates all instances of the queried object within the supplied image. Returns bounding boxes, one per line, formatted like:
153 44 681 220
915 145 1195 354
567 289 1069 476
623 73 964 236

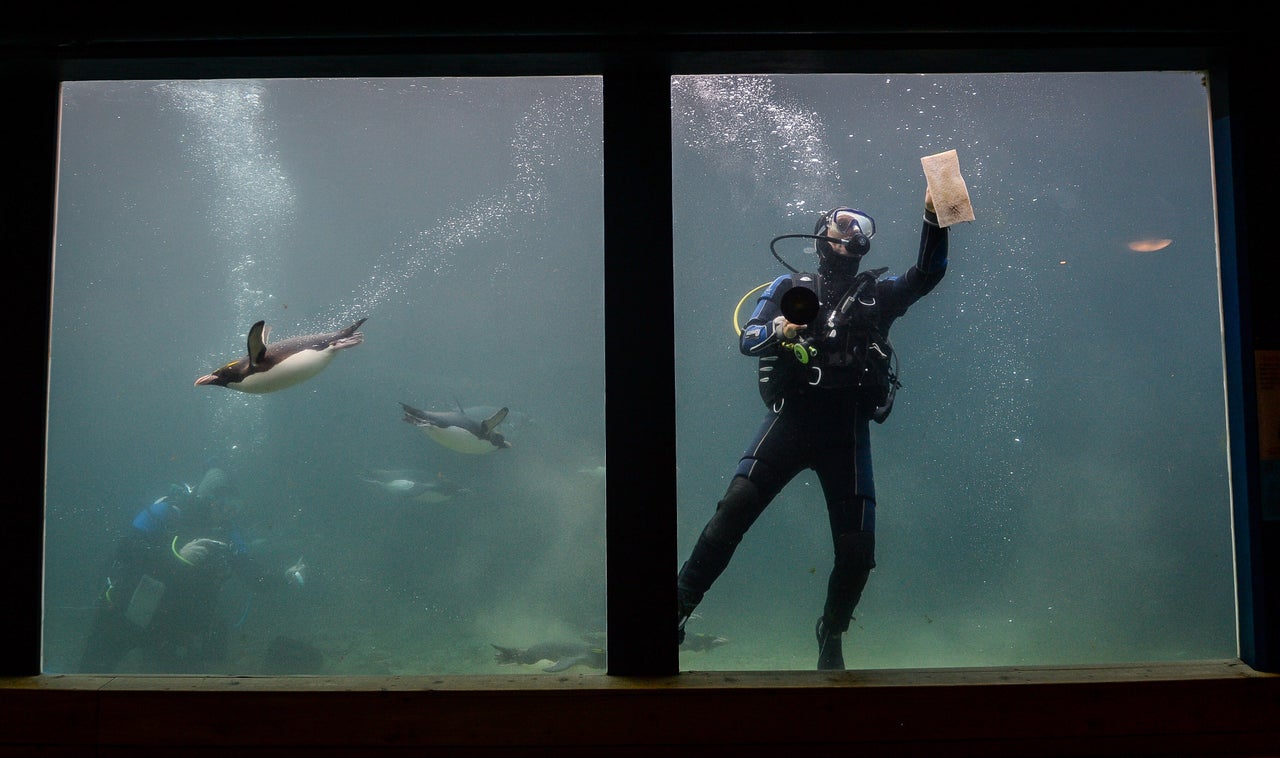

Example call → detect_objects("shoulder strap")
852 266 889 302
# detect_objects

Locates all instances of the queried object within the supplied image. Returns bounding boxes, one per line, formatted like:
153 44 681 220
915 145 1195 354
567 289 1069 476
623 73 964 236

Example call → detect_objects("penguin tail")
345 317 368 334
329 318 367 350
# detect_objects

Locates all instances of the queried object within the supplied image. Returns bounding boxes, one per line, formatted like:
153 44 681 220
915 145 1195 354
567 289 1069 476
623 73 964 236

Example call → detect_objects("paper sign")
921 149 975 227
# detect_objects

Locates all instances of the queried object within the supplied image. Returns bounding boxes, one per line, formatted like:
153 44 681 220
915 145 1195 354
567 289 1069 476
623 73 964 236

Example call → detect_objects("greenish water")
43 72 1235 675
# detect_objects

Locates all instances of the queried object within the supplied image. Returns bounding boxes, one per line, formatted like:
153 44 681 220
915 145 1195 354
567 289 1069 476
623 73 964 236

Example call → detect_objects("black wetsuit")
677 208 948 656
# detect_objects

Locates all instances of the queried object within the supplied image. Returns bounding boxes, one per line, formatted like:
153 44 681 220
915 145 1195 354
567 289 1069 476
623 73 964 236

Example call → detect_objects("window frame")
4 24 1273 696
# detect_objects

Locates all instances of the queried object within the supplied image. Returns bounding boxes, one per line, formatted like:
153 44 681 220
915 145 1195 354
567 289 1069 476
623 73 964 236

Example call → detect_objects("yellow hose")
172 535 194 565
733 282 772 336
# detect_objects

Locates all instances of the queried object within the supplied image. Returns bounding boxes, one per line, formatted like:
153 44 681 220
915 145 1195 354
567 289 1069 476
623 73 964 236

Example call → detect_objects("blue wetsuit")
677 208 948 663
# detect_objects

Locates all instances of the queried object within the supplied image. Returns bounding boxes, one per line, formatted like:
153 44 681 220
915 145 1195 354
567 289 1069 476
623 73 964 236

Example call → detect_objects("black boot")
676 586 701 646
816 616 845 671
676 477 761 648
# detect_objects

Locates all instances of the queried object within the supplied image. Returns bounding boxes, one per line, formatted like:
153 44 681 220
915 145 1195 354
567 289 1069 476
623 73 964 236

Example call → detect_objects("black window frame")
4 23 1273 689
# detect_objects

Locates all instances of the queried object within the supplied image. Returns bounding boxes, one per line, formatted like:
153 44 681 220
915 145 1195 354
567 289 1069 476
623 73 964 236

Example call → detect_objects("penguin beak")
194 374 220 386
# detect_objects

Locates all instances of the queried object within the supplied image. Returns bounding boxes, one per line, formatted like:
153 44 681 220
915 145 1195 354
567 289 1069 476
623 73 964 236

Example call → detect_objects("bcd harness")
757 267 901 423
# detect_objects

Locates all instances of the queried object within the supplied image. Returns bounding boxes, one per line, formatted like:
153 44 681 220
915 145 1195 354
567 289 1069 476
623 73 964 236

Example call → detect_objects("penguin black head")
194 358 250 387
195 321 267 388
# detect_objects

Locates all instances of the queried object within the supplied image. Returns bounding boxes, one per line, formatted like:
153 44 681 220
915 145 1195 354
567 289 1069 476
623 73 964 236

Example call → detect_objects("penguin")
400 402 512 454
195 318 367 394
285 557 307 587
680 631 730 653
491 641 606 673
357 469 471 503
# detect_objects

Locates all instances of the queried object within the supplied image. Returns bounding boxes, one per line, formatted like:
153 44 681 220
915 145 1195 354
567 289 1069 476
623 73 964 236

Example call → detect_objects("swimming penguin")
285 557 307 587
400 402 512 454
195 318 367 394
491 641 606 673
680 632 730 653
357 469 471 503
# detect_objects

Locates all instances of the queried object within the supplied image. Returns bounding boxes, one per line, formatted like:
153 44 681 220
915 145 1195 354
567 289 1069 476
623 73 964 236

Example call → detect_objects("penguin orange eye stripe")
222 360 239 370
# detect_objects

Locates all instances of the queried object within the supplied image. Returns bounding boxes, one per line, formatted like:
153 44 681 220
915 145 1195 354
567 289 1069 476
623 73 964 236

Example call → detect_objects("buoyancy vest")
757 268 900 422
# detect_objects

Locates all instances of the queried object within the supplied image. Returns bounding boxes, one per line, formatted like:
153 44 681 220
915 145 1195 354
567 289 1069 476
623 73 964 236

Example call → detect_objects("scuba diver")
676 188 949 670
78 467 302 673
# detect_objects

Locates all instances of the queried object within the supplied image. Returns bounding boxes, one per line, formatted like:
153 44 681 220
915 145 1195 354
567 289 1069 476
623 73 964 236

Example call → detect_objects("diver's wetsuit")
677 208 948 661
78 494 269 673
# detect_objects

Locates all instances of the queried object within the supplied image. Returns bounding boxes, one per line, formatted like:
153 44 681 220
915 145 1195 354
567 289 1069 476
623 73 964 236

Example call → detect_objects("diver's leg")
78 553 144 673
814 414 876 670
816 525 876 670
677 475 773 642
676 410 798 643
78 602 136 673
194 617 230 669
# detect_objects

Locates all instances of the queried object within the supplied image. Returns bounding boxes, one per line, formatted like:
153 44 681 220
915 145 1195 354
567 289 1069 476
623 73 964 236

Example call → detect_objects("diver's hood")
818 250 862 305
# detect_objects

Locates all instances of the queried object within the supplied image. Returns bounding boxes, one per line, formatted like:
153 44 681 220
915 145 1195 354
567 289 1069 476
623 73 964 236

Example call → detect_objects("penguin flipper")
247 321 268 367
481 407 510 436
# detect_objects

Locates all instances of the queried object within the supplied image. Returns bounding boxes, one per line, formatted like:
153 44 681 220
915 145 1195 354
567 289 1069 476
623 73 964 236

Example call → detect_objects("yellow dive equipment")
733 281 818 364
733 282 772 336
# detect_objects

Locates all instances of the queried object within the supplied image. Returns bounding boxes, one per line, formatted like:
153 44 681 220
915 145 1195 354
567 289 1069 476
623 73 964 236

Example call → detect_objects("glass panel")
672 73 1234 671
45 77 606 675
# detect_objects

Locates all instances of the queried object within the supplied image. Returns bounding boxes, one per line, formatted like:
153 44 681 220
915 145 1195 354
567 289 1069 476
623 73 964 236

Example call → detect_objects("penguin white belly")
234 349 337 394
383 479 417 494
419 425 499 454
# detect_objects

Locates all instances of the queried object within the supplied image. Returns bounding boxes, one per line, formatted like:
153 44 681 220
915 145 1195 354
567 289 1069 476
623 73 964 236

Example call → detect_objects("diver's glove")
772 315 818 365
924 188 940 226
176 537 229 566
771 316 801 342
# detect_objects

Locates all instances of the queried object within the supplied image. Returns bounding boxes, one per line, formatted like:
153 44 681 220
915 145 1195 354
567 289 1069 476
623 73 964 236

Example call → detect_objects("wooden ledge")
3 660 1277 753
2 657 1272 691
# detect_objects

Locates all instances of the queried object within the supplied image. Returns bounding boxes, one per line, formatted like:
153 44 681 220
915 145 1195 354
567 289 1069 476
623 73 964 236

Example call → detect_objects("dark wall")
3 16 1275 753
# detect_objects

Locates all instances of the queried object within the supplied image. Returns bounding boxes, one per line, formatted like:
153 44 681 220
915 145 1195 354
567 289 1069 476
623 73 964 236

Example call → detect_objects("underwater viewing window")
671 72 1237 671
44 77 609 676
37 70 1248 676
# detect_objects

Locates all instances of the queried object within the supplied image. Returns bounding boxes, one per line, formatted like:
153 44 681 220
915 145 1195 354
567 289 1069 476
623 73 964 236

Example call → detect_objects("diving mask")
821 208 875 256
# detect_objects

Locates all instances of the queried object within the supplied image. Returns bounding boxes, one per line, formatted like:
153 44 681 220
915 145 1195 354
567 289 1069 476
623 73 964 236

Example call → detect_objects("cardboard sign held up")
920 149 975 227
